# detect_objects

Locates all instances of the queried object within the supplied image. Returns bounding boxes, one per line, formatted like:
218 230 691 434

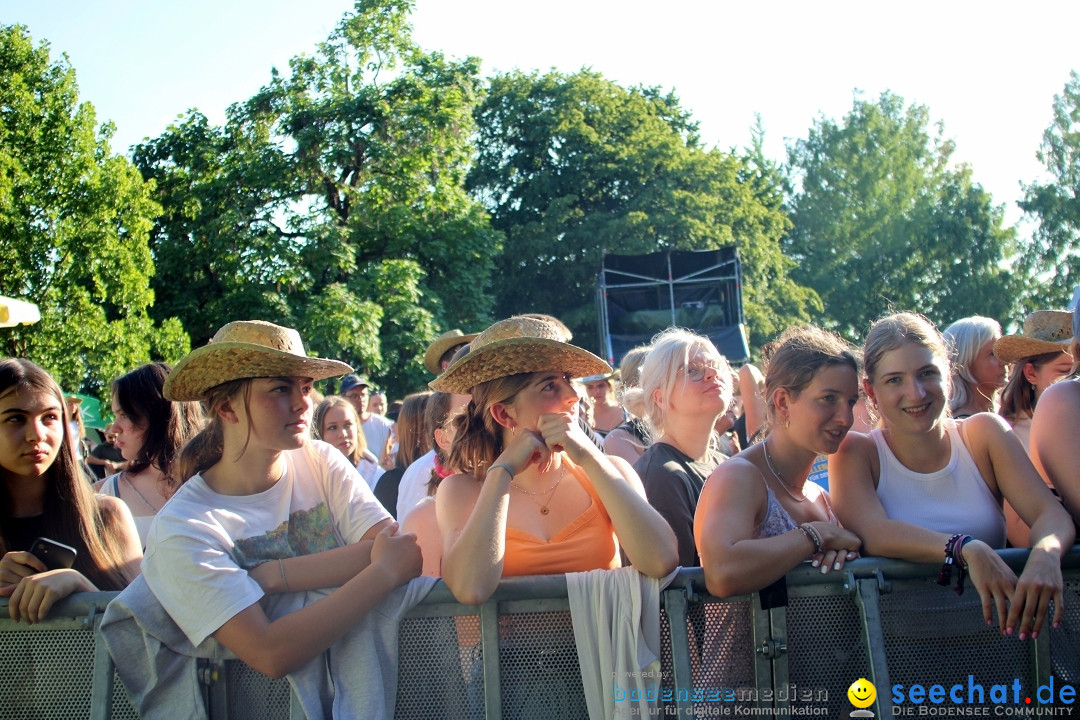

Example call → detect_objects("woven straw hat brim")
428 337 611 394
993 336 1072 365
423 331 478 375
164 342 353 401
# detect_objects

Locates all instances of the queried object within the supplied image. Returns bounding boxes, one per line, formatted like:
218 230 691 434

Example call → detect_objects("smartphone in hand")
28 537 77 571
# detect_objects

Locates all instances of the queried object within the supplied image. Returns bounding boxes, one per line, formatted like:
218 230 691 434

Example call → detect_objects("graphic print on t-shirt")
232 503 340 567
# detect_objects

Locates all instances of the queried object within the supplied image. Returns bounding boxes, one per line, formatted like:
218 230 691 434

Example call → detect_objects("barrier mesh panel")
786 592 867 717
224 660 291 720
690 597 756 710
880 583 1031 696
396 615 480 720
497 610 586 720
0 628 95 720
1050 577 1080 685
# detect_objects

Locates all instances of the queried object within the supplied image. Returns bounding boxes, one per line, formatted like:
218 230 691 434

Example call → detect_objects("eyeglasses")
679 361 723 382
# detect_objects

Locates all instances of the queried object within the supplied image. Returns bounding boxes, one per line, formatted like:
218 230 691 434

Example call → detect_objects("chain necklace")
510 465 565 515
762 438 807 503
122 472 162 513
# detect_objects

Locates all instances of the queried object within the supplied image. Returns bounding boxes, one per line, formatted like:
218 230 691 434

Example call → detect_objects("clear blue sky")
7 0 1080 225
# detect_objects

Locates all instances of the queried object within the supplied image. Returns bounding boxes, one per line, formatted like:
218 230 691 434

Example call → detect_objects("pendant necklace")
510 465 565 515
763 438 807 503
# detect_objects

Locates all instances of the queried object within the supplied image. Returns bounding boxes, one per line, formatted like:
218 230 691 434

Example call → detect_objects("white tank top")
872 424 1006 549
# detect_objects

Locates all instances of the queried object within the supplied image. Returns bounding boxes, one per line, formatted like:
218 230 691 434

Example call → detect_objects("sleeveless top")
872 425 1006 548
100 474 156 548
501 460 620 577
753 472 836 540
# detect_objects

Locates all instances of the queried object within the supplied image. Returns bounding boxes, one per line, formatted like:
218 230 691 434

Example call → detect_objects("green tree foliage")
1019 71 1080 311
135 0 499 398
468 69 812 353
784 91 1021 339
0 25 189 398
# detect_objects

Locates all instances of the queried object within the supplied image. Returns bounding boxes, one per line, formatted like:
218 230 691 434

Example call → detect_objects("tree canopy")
1019 70 1080 312
468 69 814 354
0 25 188 398
784 91 1021 339
134 0 499 398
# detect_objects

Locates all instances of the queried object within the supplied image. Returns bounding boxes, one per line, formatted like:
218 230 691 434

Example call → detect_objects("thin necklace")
510 465 565 515
122 472 161 513
762 438 807 503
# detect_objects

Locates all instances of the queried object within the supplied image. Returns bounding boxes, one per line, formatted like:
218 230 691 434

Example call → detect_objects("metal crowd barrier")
3 547 1078 719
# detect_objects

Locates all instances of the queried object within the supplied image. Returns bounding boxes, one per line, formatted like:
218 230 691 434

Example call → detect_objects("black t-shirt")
2 514 47 552
633 441 725 567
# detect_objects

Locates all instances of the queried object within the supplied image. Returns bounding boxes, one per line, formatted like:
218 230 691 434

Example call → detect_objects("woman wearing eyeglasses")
624 328 733 567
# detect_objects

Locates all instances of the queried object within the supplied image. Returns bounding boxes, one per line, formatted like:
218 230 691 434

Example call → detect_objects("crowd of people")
3 303 1080 703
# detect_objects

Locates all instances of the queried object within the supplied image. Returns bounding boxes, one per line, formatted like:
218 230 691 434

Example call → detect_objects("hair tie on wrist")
489 462 515 479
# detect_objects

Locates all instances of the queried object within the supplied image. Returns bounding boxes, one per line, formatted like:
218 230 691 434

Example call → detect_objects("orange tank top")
501 459 621 577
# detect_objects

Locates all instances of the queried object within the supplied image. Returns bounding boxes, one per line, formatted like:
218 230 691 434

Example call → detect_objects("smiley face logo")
847 678 876 709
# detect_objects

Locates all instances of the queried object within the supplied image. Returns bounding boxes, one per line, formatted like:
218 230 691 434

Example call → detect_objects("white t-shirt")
361 414 394 468
142 441 390 646
395 449 437 522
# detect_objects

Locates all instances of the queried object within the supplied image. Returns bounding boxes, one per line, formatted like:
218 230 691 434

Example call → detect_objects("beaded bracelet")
797 523 823 555
936 534 972 595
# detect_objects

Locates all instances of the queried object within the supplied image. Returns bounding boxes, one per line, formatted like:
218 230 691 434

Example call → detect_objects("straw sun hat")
993 310 1074 365
423 329 479 375
429 316 611 394
164 320 353 402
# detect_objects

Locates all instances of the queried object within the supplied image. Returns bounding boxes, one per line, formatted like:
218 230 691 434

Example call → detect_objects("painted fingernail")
1054 622 1061 629
834 562 842 570
1019 633 1027 641
1032 631 1039 640
1005 627 1014 636
811 560 820 567
820 564 829 574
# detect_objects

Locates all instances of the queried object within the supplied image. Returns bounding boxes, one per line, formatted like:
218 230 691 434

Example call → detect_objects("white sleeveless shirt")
872 424 1006 548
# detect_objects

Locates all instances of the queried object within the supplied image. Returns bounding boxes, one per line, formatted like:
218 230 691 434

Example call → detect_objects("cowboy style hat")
164 320 353 401
994 310 1074 365
423 329 479 375
429 316 610 394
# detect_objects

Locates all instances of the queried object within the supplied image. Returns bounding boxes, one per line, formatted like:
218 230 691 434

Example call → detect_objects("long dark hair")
112 362 203 489
0 359 129 590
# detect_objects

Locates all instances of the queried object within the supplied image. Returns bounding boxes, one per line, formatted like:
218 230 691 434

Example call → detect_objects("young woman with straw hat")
430 315 678 605
1030 306 1080 532
145 320 420 679
993 311 1074 546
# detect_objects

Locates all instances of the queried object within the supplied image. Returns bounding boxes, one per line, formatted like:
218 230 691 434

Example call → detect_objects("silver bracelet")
489 462 515 478
797 523 824 555
278 558 291 593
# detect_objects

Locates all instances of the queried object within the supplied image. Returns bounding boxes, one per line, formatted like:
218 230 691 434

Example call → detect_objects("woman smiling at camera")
431 316 678 605
830 312 1073 640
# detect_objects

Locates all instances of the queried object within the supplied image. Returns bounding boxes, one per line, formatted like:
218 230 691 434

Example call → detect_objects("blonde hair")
313 395 368 465
943 316 1002 415
624 328 729 438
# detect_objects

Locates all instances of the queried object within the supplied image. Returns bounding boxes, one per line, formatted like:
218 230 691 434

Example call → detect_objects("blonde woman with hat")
144 320 420 680
431 316 678 605
1031 305 1080 530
